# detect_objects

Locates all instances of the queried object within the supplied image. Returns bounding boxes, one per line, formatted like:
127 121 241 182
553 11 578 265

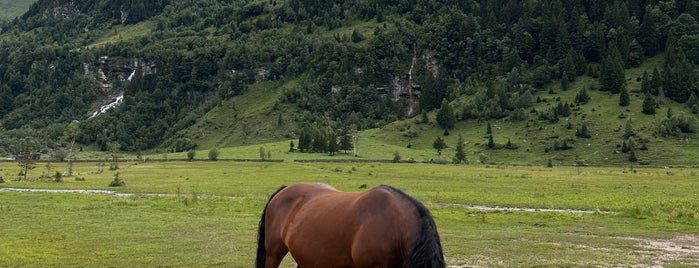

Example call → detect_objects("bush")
54 171 62 182
392 152 401 163
208 148 220 161
108 173 125 187
187 149 196 161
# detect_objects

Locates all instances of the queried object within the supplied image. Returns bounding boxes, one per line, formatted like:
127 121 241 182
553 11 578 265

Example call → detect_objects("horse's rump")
257 183 445 268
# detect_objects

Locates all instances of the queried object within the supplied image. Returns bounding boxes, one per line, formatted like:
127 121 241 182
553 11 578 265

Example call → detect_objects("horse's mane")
256 185 287 268
379 185 446 268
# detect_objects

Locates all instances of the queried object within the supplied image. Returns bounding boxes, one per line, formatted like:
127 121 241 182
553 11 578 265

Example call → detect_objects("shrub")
208 148 220 161
108 173 125 187
393 152 401 163
187 149 196 161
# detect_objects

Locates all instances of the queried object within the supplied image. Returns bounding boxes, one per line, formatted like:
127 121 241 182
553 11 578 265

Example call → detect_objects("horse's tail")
381 185 446 268
256 185 287 268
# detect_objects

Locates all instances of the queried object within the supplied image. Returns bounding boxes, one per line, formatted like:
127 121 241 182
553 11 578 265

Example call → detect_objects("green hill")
1 0 698 166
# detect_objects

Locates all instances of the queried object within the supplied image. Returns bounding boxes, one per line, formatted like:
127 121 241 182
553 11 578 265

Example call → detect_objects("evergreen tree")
561 72 570 91
623 119 635 139
327 133 338 156
575 87 591 104
662 47 697 103
642 93 657 115
629 149 638 162
454 134 466 164
599 44 625 93
486 122 492 134
339 126 353 154
650 67 662 95
640 71 651 94
638 7 662 56
619 87 630 106
576 122 592 138
432 137 447 153
436 99 456 130
487 134 495 149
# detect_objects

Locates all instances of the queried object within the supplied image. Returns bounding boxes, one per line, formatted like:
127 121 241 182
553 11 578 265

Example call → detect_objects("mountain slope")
0 0 698 166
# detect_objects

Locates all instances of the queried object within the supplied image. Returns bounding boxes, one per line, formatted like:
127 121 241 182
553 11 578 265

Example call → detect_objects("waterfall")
90 93 124 118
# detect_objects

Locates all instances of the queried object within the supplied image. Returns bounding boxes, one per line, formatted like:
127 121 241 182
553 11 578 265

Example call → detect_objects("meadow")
1 161 697 267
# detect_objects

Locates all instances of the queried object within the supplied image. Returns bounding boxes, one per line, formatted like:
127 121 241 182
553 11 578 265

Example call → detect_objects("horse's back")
268 184 421 268
349 186 422 267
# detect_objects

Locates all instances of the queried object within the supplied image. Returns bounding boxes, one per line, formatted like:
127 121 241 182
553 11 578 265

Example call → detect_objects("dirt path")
436 202 611 214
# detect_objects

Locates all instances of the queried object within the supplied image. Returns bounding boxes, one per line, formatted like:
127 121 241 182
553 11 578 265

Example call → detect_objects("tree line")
1 0 698 156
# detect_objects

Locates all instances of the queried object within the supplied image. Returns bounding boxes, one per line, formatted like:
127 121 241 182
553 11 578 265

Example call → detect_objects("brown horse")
256 183 445 268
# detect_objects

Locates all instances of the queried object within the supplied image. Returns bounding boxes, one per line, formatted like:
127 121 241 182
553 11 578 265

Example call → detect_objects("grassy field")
1 161 697 267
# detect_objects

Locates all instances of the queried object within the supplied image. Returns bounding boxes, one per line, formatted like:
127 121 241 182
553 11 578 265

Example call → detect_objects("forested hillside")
0 0 698 164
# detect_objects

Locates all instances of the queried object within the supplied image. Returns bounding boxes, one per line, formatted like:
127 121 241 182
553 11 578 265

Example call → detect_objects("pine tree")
599 44 625 93
642 93 657 115
339 126 353 154
576 122 592 138
432 137 447 153
486 122 493 134
640 71 651 94
327 133 338 156
662 48 697 103
619 87 630 106
454 134 466 164
650 67 662 95
561 72 570 91
623 119 635 139
436 99 456 130
575 87 591 104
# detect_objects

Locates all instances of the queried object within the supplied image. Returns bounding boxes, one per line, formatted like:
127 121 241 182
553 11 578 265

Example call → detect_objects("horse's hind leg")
264 249 287 268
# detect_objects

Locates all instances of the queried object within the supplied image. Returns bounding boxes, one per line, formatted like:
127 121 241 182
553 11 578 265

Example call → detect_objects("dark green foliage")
575 87 591 104
642 93 657 115
208 148 219 161
339 126 353 154
432 137 446 152
327 133 338 156
599 44 626 93
623 119 635 139
658 112 698 136
504 138 518 150
662 44 698 103
436 99 455 130
619 87 630 107
628 149 638 162
454 134 466 164
392 151 401 163
576 122 592 138
1 0 699 156
552 138 574 150
187 149 196 161
108 172 125 187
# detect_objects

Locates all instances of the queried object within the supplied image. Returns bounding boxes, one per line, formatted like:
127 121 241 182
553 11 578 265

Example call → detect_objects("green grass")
1 161 697 267
0 0 35 21
86 21 155 49
168 54 699 167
